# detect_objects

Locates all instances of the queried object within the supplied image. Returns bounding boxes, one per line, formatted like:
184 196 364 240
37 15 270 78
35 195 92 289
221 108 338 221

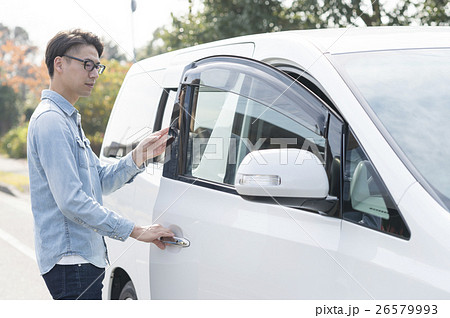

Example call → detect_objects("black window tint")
343 130 410 239
153 89 177 132
150 89 177 164
326 115 343 200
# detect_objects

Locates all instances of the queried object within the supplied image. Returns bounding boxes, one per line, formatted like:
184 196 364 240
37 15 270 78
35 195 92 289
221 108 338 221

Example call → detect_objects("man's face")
60 45 100 100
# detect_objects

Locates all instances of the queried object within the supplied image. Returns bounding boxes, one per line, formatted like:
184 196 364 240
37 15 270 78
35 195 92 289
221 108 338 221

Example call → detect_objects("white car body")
100 27 450 299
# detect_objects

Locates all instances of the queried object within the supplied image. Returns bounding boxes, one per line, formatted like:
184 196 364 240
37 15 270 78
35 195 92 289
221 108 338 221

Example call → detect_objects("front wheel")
119 281 137 300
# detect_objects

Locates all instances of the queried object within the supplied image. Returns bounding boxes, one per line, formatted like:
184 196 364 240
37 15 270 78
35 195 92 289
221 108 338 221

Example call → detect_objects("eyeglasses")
62 55 106 75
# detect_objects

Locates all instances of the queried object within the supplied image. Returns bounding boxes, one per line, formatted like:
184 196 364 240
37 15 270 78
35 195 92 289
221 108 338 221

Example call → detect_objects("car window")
163 56 343 216
343 130 410 239
161 90 177 130
335 49 450 212
184 85 326 186
102 72 163 158
149 88 177 164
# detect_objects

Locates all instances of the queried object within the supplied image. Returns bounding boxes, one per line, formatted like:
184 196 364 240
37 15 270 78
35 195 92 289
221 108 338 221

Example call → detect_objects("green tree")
0 85 20 137
102 38 128 62
201 0 287 38
0 23 30 46
75 59 131 155
0 23 46 103
417 0 450 25
138 0 289 58
0 23 48 133
287 0 421 27
0 122 28 158
282 0 449 28
139 0 450 59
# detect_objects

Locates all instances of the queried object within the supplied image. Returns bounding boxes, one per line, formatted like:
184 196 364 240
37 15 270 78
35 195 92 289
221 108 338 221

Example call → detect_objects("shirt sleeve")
91 148 144 196
33 111 135 241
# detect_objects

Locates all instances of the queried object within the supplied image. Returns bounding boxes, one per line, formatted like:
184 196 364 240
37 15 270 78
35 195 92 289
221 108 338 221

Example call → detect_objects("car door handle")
160 236 190 248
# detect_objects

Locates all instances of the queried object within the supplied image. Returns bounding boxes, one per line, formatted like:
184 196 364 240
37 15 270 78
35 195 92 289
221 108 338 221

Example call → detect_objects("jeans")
42 264 105 300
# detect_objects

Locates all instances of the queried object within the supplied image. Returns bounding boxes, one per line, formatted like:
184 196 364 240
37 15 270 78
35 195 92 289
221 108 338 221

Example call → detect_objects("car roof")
132 26 450 75
281 26 450 54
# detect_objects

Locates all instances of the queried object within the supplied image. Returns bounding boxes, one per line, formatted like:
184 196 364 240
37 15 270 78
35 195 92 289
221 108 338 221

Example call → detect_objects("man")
27 29 174 300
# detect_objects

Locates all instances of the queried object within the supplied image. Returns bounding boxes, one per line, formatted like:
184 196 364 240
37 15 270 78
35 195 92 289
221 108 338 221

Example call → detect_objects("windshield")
334 48 450 211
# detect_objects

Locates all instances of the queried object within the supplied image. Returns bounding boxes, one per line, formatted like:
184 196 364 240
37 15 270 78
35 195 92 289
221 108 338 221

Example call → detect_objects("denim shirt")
27 90 142 275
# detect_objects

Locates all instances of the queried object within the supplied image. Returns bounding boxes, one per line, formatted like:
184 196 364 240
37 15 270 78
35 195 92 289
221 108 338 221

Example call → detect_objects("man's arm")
33 111 174 245
94 128 171 195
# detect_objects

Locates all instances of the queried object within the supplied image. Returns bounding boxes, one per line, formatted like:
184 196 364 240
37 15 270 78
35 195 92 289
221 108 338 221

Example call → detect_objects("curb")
0 181 22 197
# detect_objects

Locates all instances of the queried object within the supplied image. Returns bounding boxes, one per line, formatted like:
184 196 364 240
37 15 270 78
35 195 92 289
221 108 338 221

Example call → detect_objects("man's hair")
45 29 103 78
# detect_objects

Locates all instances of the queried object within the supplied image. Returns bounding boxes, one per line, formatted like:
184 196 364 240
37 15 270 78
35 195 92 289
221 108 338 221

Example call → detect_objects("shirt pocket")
83 137 97 167
76 136 89 169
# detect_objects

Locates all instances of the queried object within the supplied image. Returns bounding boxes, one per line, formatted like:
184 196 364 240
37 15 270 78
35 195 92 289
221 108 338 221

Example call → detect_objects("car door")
149 56 369 299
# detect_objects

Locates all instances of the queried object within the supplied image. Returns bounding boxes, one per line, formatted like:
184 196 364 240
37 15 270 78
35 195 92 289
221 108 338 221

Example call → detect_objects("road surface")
0 191 51 299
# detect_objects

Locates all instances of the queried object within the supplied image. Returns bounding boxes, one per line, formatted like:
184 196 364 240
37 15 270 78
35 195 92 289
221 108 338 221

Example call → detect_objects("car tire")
119 281 137 300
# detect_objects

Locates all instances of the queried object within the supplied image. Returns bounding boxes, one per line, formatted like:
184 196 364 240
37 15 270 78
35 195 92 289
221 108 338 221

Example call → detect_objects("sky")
0 0 191 61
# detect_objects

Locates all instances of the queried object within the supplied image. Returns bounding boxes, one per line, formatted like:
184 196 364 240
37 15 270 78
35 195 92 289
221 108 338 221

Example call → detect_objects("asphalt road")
0 191 51 299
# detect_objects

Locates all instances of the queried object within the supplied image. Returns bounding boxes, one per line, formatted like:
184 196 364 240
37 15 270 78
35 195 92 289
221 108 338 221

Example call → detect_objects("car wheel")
119 281 137 300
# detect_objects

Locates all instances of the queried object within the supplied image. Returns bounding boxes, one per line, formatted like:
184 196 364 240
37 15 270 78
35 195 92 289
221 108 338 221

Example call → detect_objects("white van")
100 27 450 299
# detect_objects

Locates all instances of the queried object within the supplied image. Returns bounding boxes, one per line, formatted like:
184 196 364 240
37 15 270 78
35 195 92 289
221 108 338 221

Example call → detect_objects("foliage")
416 0 450 25
0 23 48 144
138 0 450 58
200 0 288 40
0 23 48 103
0 171 29 193
138 0 290 58
102 38 129 62
0 85 20 137
286 0 430 27
0 122 28 159
75 59 131 155
0 24 131 158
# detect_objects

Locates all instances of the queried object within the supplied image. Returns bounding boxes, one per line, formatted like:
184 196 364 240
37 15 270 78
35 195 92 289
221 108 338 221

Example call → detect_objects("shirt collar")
41 89 77 117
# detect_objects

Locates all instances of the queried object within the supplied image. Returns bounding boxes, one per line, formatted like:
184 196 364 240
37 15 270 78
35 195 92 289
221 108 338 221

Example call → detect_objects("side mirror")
234 149 329 199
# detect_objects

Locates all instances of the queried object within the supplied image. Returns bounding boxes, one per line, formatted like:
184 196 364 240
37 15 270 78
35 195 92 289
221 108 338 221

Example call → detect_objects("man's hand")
132 127 171 168
130 224 174 250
